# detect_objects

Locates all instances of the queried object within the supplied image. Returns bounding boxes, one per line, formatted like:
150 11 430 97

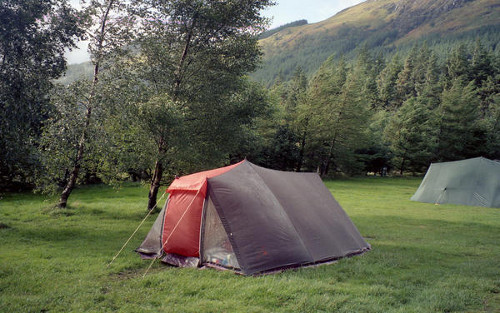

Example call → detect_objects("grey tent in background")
137 160 371 275
411 157 500 208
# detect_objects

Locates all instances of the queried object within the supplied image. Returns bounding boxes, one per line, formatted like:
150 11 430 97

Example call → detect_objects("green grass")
1 178 499 312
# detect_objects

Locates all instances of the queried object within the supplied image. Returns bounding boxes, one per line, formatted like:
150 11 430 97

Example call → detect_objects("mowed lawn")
0 178 499 312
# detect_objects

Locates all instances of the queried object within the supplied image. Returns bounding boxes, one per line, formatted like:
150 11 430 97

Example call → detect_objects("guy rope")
142 182 204 278
107 191 167 267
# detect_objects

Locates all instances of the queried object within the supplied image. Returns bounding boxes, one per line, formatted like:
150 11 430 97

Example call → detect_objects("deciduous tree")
39 0 135 207
133 0 273 209
0 0 84 189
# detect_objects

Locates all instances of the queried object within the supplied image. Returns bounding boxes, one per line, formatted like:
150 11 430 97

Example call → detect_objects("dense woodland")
1 0 499 209
259 42 500 177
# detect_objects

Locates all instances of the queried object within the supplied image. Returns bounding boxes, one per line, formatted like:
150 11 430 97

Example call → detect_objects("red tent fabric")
162 161 243 256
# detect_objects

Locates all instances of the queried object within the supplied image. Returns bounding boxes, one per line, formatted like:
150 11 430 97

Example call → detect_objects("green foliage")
385 97 436 174
471 39 495 88
436 80 488 161
0 0 85 189
88 63 153 182
37 81 95 193
360 110 393 175
256 41 498 176
484 94 500 159
3 0 500 192
56 61 94 85
260 125 301 171
306 55 374 176
378 55 403 108
445 44 471 85
394 45 440 105
1 180 499 312
36 0 139 207
119 0 273 207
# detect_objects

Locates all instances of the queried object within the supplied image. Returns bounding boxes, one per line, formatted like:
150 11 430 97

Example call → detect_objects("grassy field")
1 178 499 312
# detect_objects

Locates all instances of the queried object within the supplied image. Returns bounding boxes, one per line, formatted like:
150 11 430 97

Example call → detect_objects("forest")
1 0 499 209
261 42 500 177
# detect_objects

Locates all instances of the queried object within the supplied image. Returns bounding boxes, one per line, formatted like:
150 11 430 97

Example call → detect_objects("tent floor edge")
249 246 372 276
198 246 371 276
201 262 244 275
161 253 199 268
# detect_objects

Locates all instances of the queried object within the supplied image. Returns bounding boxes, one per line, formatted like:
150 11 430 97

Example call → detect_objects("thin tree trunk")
173 16 196 99
58 106 92 208
296 130 306 172
57 0 114 208
147 16 196 209
147 160 163 210
148 136 167 210
399 154 406 176
320 111 343 177
323 140 335 177
296 117 309 172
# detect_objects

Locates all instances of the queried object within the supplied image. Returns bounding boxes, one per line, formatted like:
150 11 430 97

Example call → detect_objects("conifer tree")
288 67 309 171
471 39 493 88
436 80 487 161
377 54 403 109
285 67 308 117
484 90 500 159
417 51 442 110
308 54 372 176
385 96 435 175
396 46 419 104
444 44 471 87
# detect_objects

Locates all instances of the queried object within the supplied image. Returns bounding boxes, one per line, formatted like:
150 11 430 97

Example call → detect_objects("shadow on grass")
38 201 156 221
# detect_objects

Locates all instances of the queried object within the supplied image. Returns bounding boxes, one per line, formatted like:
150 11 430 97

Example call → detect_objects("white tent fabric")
411 157 500 208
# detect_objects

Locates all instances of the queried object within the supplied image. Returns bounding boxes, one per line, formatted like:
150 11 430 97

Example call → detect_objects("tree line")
1 0 498 210
260 42 499 177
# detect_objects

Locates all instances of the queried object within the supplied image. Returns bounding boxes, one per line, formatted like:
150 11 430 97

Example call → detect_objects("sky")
263 0 365 29
66 0 366 64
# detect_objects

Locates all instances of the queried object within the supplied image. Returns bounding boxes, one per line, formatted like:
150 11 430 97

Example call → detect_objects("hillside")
56 61 93 85
254 0 500 84
259 19 309 40
61 0 500 86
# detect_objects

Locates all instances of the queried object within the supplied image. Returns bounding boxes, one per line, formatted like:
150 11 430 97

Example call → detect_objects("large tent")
411 157 500 208
137 160 370 275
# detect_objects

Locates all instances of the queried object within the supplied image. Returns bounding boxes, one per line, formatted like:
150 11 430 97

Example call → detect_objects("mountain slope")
254 0 500 84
